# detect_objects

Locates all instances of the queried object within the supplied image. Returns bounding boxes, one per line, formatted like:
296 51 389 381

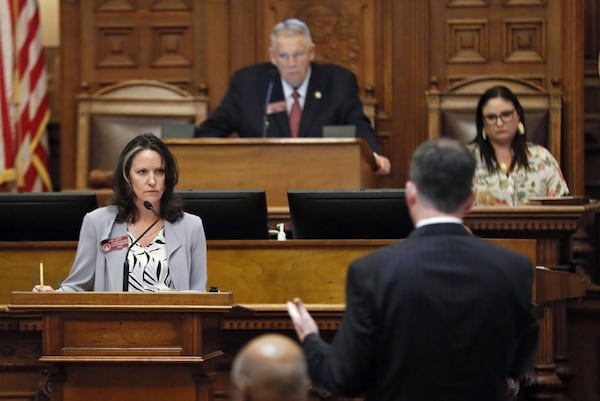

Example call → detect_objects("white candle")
39 261 44 286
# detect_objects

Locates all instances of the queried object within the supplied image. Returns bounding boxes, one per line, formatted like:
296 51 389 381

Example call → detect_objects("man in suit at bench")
195 18 391 176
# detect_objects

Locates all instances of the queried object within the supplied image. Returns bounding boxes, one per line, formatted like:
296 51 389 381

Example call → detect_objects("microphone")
143 200 159 216
262 81 274 138
122 201 160 291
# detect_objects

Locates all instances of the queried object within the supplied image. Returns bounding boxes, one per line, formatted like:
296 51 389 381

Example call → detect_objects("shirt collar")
281 67 311 101
415 216 463 228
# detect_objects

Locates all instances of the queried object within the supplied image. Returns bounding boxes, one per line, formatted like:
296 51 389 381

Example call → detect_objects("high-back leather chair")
76 80 208 189
425 75 562 163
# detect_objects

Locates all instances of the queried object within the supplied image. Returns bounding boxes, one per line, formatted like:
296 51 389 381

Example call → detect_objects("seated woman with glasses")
471 85 569 205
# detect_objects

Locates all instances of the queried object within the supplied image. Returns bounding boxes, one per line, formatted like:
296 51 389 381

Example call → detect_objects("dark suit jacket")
195 62 380 153
302 223 539 401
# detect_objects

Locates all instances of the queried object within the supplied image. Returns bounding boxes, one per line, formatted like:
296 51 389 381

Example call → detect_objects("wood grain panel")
567 293 600 401
562 0 585 195
165 138 376 207
56 0 585 213
0 238 536 305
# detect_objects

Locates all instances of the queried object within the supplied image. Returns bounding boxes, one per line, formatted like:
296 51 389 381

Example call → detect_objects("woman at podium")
33 133 207 292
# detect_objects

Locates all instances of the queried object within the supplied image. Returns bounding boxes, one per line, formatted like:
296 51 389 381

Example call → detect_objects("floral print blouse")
126 227 173 292
471 143 570 206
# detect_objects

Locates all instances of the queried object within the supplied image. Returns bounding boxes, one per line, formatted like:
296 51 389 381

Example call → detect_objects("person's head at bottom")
231 334 309 401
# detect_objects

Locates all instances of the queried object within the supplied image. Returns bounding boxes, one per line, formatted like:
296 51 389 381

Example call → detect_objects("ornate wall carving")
430 0 554 89
151 26 192 67
96 27 137 68
446 19 488 63
503 18 546 62
96 0 135 11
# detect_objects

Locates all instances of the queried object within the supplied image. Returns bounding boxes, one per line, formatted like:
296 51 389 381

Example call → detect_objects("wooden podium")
8 291 233 401
163 138 378 208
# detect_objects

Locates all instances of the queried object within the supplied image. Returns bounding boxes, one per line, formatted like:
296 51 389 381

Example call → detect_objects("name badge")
266 100 286 115
101 236 129 253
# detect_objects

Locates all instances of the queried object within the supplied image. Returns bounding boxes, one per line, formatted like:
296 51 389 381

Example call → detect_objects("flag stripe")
0 32 16 182
0 0 51 191
0 0 16 183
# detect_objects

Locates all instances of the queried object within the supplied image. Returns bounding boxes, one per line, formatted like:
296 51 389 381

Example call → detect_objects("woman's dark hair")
111 133 183 223
474 85 528 172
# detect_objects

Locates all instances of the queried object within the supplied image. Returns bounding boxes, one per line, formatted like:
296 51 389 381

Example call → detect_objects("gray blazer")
59 206 207 292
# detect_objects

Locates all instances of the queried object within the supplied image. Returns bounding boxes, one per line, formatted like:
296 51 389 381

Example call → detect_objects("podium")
163 138 378 208
8 291 233 401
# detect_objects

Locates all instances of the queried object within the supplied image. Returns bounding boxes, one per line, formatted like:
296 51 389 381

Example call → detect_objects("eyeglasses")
276 49 308 62
483 109 516 124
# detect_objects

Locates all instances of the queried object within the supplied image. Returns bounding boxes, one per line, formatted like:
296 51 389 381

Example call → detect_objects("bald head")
231 334 309 401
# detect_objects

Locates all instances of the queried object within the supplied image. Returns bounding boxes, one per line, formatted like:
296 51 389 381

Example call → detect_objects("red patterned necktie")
289 90 301 138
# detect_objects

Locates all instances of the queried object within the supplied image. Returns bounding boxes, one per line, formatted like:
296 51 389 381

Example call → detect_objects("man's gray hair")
270 18 313 48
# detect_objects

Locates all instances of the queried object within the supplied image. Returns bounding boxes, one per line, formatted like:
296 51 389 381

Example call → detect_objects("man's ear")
269 48 277 65
462 190 476 213
231 383 252 401
233 384 252 401
243 386 253 401
307 44 316 62
405 181 417 207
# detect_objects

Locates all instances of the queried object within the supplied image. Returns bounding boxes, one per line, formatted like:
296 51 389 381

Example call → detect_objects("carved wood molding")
223 318 341 331
465 205 591 232
503 18 546 63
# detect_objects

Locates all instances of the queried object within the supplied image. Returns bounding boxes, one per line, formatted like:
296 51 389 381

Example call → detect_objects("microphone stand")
262 81 273 138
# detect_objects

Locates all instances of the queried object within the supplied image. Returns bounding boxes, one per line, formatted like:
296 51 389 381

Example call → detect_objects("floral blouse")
126 227 173 292
471 143 569 206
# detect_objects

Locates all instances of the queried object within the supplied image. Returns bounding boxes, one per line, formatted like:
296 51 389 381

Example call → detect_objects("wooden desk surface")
164 138 378 208
0 238 536 304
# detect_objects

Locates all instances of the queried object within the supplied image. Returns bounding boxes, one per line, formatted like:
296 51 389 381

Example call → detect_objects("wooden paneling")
584 0 600 198
0 237 587 401
430 0 562 85
0 238 534 305
165 138 377 208
389 0 430 186
7 292 231 401
58 0 585 195
59 0 207 190
427 0 584 195
567 291 600 401
561 0 585 196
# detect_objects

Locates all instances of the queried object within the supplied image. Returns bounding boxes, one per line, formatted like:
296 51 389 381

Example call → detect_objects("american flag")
0 0 52 192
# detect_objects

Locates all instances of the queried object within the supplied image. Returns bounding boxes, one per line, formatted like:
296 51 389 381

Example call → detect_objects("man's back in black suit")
288 138 539 401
